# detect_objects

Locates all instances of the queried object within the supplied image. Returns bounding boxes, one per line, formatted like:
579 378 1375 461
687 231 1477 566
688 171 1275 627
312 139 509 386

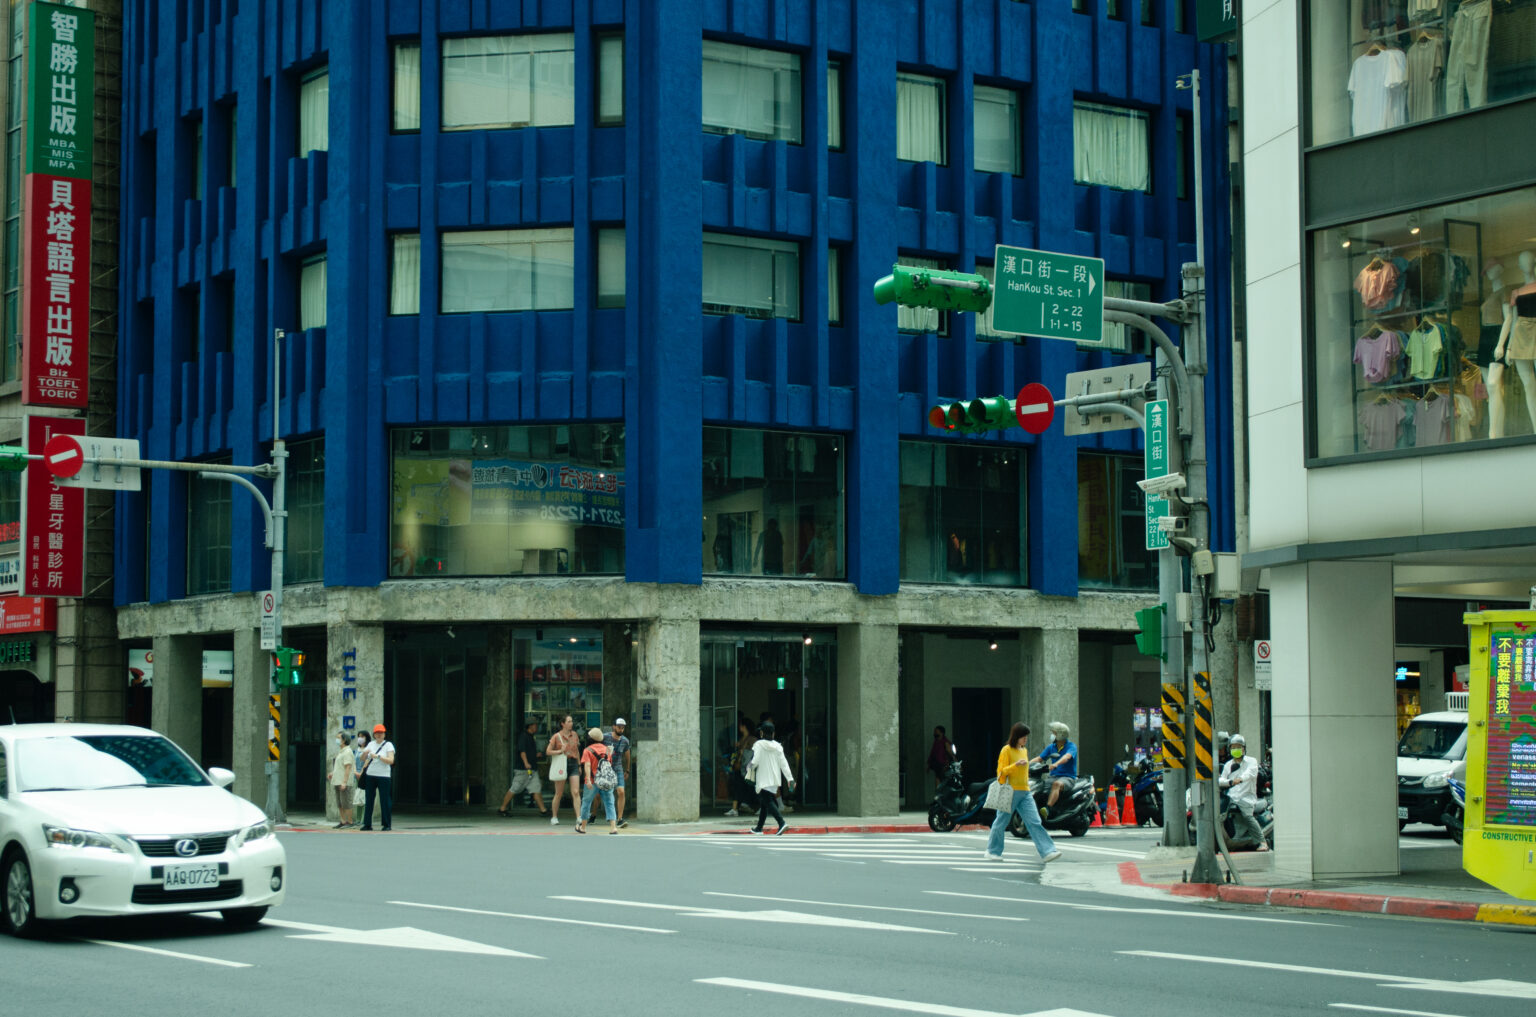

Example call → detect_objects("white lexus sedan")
0 724 285 937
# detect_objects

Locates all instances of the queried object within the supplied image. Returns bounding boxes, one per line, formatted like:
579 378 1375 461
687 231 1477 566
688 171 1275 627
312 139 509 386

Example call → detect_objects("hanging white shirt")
1348 49 1409 136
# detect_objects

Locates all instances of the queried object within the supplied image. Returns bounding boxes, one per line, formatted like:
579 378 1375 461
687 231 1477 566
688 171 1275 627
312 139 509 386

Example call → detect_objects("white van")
1396 692 1468 829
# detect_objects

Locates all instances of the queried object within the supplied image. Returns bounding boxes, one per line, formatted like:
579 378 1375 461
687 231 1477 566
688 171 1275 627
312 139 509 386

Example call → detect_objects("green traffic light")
871 264 993 313
965 396 1015 430
0 445 29 472
1134 606 1165 660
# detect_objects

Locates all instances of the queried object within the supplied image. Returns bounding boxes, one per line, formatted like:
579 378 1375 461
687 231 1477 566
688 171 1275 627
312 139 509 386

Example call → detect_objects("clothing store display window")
1309 184 1536 460
897 441 1025 587
389 424 625 577
1309 1 1536 146
702 427 844 580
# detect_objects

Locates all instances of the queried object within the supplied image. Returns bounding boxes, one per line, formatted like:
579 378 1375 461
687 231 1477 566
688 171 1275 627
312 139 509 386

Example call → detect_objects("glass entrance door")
387 629 488 805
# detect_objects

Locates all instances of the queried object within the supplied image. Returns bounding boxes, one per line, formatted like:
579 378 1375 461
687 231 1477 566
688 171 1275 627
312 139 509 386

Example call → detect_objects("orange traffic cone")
1121 788 1138 827
1089 801 1103 828
1104 790 1122 827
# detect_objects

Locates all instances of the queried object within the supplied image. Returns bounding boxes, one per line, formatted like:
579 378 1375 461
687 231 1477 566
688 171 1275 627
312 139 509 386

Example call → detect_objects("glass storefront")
699 632 835 811
898 441 1025 586
390 423 624 577
1310 184 1536 459
1078 454 1155 590
512 627 608 749
387 628 489 805
702 427 844 579
1310 0 1536 146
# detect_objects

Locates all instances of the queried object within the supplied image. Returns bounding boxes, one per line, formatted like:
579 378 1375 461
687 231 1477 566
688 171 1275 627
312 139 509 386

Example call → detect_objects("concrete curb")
1118 861 1536 925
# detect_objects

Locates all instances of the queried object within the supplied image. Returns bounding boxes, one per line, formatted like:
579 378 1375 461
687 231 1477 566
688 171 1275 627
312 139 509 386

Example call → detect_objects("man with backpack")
575 726 620 835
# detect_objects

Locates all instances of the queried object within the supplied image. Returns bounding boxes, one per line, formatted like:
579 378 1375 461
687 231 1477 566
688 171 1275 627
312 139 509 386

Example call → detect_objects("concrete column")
1271 561 1398 880
1022 627 1079 735
150 634 202 762
634 614 699 823
327 621 385 823
231 627 272 807
484 627 513 813
836 621 899 817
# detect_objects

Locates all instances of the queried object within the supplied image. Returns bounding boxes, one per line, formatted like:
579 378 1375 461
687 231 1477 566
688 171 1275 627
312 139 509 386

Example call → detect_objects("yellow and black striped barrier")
268 693 281 762
1192 671 1214 780
1161 682 1186 770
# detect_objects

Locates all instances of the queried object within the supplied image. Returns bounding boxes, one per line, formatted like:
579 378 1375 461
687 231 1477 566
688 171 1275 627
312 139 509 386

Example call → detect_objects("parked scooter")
1185 771 1275 850
1022 761 1096 838
927 759 1023 835
1111 755 1164 827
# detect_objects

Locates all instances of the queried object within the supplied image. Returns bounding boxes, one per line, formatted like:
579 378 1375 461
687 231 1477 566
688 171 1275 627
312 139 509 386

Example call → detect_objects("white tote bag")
983 779 1015 812
548 754 568 781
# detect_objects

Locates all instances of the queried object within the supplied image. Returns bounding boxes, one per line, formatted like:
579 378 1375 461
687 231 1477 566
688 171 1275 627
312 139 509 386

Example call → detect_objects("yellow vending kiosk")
1461 610 1536 902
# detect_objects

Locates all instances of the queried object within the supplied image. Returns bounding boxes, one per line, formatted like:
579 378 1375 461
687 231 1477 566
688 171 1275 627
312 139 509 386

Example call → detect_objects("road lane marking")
264 917 537 957
703 892 1030 922
1329 1006 1471 1017
931 892 1337 925
551 896 950 934
83 938 252 968
696 977 1107 1017
1135 950 1536 997
389 900 676 934
1052 844 1148 858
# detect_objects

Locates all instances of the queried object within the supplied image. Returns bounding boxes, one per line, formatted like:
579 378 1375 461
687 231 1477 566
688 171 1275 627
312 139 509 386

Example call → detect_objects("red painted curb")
1384 898 1481 920
1119 863 1486 922
1217 886 1270 905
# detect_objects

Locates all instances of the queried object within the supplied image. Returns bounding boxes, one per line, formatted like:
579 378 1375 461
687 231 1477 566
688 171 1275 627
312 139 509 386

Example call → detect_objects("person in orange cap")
359 723 397 831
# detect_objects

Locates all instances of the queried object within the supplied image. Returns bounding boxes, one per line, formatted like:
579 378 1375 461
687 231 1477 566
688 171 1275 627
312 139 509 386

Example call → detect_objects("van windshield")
1397 721 1465 760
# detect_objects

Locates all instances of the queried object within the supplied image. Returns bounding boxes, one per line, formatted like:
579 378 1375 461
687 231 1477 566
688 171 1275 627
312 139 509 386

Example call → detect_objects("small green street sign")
1146 494 1170 551
1145 398 1171 551
990 245 1105 343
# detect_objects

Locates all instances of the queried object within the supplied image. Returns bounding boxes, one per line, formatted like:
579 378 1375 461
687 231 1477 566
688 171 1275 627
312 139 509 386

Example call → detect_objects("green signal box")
270 647 307 686
1134 606 1165 660
0 445 29 472
872 264 993 314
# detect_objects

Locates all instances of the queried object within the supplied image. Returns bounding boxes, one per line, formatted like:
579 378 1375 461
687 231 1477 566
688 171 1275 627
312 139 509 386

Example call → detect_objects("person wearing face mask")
1218 734 1267 852
1030 721 1078 818
329 730 357 828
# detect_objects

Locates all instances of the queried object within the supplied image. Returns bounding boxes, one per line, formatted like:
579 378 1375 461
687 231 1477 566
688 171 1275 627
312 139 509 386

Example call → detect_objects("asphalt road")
0 825 1530 1017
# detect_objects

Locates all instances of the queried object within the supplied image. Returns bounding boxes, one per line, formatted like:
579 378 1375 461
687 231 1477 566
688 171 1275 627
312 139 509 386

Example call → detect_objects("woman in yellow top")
987 722 1063 863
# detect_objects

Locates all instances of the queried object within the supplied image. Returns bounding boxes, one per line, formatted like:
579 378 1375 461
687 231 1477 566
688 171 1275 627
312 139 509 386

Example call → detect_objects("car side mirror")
207 766 236 790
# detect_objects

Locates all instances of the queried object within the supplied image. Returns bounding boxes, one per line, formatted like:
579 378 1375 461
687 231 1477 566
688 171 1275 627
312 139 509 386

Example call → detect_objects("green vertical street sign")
25 2 95 179
1195 0 1238 43
1145 398 1171 551
989 245 1105 344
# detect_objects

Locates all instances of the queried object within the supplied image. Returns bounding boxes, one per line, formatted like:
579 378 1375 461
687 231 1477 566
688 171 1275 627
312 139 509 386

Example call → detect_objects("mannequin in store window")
1479 260 1510 438
1492 250 1536 436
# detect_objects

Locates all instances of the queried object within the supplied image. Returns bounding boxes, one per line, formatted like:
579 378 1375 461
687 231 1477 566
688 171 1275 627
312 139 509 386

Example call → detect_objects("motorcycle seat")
967 781 996 798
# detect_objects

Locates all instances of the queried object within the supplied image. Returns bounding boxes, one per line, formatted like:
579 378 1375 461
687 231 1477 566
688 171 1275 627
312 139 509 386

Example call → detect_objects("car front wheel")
3 851 39 938
220 906 268 928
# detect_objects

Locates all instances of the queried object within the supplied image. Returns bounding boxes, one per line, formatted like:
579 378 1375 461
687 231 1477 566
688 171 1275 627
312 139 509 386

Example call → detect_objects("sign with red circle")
1014 383 1056 435
43 434 84 478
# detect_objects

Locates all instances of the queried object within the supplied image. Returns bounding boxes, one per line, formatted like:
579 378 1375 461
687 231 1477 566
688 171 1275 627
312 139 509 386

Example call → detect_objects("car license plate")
163 863 220 890
1397 806 1408 820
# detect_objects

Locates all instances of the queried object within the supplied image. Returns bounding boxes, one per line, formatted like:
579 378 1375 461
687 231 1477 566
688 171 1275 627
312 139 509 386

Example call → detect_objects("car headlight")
43 825 125 853
233 820 275 847
1423 771 1449 790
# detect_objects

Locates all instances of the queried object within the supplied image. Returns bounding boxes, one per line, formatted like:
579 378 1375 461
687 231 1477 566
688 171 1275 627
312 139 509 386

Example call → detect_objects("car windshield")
15 734 210 791
1397 721 1465 760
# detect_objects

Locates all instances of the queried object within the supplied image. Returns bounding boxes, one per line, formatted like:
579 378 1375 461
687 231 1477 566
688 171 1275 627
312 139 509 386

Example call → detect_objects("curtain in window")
896 255 941 332
827 247 842 324
596 228 625 308
442 34 575 129
300 257 327 329
972 86 1018 174
298 70 329 155
702 234 800 320
598 36 623 124
393 42 422 131
897 73 944 163
1073 102 1150 192
701 41 801 142
827 62 843 148
441 229 574 313
390 234 421 315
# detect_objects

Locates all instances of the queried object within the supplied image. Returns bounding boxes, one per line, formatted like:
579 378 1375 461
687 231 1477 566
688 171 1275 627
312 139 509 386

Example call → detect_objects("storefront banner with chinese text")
20 415 84 597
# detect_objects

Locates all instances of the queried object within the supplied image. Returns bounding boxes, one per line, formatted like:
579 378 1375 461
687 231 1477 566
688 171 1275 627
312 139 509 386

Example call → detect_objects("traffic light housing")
872 264 993 313
270 647 306 686
1134 606 1165 660
0 445 28 472
928 395 1015 434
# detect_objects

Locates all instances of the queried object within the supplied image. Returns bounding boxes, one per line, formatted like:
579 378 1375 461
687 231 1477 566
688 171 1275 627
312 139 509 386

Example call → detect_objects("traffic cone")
1089 801 1103 828
1121 787 1138 827
1104 789 1122 827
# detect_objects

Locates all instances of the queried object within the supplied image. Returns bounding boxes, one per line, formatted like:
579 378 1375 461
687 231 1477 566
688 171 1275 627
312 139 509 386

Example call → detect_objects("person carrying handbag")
985 722 1061 863
545 714 581 826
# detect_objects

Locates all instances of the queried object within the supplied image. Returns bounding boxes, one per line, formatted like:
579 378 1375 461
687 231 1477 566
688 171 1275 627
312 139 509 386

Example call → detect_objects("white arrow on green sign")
989 245 1105 344
1145 398 1170 551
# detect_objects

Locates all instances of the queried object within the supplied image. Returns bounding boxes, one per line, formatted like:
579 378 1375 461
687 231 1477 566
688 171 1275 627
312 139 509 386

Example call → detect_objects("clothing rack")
1362 235 1454 257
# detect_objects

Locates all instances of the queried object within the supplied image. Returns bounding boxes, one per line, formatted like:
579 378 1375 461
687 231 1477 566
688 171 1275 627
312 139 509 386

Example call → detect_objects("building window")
1078 454 1154 591
828 247 843 325
1141 0 1156 26
896 255 946 335
226 104 238 187
702 427 844 579
975 262 1005 339
393 41 422 132
1307 0 1536 147
390 424 625 577
298 67 329 156
596 227 625 309
299 255 327 329
1073 101 1150 192
441 227 575 313
702 232 801 321
1099 279 1153 352
191 119 204 200
897 72 946 164
390 234 421 315
185 287 202 361
597 34 623 125
216 277 234 354
286 437 325 584
0 469 20 552
1108 0 1124 18
442 33 576 130
1073 0 1087 11
187 466 233 596
827 60 844 149
701 40 802 143
1176 113 1191 201
899 442 1024 586
1308 186 1530 461
973 85 1021 175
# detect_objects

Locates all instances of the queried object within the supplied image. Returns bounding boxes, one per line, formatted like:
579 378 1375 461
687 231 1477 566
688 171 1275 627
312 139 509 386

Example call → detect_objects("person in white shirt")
359 723 397 831
1218 733 1267 851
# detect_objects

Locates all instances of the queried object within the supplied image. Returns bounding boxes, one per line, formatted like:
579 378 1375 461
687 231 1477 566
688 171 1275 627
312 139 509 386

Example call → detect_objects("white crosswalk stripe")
652 832 1048 872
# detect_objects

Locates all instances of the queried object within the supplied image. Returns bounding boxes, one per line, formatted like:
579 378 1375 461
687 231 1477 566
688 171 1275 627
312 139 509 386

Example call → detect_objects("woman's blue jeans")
987 785 1057 859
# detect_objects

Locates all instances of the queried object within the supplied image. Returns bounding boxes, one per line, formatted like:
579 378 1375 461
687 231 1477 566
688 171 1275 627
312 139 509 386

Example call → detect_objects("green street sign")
25 2 95 180
989 245 1105 343
1196 0 1238 43
1145 398 1170 551
1146 493 1170 551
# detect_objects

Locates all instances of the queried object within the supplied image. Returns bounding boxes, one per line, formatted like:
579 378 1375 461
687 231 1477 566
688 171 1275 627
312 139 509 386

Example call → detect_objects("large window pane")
896 255 945 334
701 40 802 143
299 255 326 329
596 227 625 308
597 34 624 125
287 437 325 584
898 442 1025 586
702 232 801 320
298 68 329 156
1078 454 1154 590
1098 279 1153 352
442 33 575 130
703 427 844 579
827 61 843 149
393 41 422 131
390 234 421 315
390 424 624 577
1309 186 1532 460
973 85 1020 174
897 72 946 164
1073 101 1149 192
187 466 233 595
441 228 575 313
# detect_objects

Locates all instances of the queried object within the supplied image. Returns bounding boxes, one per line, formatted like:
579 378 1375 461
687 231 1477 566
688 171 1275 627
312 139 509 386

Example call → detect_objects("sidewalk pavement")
279 805 1535 925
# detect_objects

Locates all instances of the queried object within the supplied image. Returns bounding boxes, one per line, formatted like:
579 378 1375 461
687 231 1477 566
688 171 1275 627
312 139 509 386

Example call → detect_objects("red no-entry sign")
43 434 84 478
1014 383 1056 435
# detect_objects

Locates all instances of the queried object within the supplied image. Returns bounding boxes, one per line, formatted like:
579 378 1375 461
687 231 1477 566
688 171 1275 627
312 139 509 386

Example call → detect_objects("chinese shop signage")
1487 632 1536 828
0 596 56 633
20 416 84 598
25 2 94 178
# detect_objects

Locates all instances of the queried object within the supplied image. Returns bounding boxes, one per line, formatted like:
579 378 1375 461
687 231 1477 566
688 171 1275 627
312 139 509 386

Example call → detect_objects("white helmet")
1230 733 1246 747
1048 721 1070 738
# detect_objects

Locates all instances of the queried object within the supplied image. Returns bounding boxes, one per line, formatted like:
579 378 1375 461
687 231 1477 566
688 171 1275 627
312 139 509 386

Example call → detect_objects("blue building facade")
116 0 1233 820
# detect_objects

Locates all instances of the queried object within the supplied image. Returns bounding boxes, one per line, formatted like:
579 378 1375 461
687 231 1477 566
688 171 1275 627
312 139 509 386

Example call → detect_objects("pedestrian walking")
575 727 620 835
546 713 581 826
498 717 549 817
359 723 397 832
330 730 356 828
927 725 956 787
725 717 757 816
747 720 795 835
604 718 631 827
986 722 1062 863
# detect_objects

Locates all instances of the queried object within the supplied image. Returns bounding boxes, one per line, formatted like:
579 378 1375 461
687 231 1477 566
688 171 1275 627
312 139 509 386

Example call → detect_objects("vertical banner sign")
20 415 85 597
20 3 94 409
1486 631 1536 827
1144 399 1171 551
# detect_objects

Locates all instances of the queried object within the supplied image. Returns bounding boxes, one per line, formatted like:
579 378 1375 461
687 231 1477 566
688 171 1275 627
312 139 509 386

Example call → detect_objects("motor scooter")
1185 776 1275 850
1438 759 1467 845
1111 755 1164 827
1024 761 1096 838
927 760 1022 835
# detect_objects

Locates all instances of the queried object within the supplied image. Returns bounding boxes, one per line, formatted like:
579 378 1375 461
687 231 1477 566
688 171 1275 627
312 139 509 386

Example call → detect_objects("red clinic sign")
21 415 85 597
0 596 57 633
21 174 92 407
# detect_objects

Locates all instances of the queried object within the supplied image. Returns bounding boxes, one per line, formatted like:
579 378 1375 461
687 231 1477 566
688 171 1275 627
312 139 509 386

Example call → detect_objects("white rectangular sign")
52 436 142 491
260 590 277 651
1254 639 1273 691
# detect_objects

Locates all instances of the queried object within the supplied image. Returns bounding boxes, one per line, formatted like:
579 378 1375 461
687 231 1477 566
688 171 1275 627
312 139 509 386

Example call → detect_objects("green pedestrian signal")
1134 606 1165 660
872 264 993 314
270 647 306 686
0 445 29 472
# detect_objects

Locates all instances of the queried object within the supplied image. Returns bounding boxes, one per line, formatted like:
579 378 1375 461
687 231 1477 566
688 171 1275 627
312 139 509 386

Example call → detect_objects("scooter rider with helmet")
1218 733 1268 851
1031 722 1078 817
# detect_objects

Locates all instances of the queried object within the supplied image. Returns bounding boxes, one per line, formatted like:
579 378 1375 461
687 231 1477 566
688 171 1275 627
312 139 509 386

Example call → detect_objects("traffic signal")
1134 606 1165 660
928 395 1015 433
872 264 993 313
270 647 306 686
0 445 28 471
